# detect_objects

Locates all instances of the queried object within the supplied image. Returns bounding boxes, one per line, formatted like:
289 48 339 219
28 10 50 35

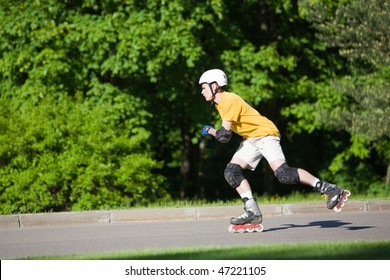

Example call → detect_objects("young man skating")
199 69 350 233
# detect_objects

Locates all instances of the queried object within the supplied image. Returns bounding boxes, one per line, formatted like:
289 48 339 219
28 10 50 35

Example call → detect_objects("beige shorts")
233 136 286 171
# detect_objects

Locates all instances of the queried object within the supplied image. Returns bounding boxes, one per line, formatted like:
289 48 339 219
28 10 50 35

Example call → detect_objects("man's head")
199 69 228 102
199 69 228 87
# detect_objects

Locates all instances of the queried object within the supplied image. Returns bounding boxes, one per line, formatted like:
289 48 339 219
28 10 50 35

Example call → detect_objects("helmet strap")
208 83 220 107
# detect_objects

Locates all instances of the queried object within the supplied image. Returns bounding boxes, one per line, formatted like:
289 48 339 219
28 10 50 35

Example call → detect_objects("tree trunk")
180 131 191 198
195 138 205 199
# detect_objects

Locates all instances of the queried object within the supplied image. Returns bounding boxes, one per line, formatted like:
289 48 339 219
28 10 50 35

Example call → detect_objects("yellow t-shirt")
215 91 280 138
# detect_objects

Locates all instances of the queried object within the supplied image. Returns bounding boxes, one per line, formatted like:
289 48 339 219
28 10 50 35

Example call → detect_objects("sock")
240 190 253 201
312 178 320 187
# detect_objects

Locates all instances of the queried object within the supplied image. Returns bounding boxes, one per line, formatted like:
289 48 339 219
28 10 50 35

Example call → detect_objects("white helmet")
198 69 228 87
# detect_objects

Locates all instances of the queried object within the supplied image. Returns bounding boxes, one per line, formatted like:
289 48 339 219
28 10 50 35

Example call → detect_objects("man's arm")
207 120 232 143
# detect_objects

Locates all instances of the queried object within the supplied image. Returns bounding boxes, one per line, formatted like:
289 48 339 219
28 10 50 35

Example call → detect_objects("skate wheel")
255 224 264 232
342 190 351 202
246 228 255 233
228 224 235 233
238 228 245 233
334 206 342 213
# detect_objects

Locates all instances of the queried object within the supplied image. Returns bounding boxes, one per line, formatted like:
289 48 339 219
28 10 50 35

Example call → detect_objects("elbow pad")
215 127 232 143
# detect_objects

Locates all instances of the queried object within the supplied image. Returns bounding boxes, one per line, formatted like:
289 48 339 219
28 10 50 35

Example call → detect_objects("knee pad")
224 163 246 189
274 163 300 184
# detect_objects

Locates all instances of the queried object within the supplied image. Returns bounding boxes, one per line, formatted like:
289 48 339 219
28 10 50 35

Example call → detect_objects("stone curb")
1 200 389 229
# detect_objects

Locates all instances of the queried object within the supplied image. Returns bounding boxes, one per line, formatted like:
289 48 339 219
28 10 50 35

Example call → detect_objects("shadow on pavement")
264 220 375 232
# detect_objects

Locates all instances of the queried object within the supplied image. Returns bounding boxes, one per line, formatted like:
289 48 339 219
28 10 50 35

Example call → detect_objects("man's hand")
201 125 214 136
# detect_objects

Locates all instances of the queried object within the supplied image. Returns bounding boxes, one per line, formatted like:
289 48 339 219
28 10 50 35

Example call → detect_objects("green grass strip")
30 240 390 260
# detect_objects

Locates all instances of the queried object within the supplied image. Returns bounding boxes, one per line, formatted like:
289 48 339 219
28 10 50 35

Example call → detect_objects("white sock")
240 190 253 200
312 178 320 187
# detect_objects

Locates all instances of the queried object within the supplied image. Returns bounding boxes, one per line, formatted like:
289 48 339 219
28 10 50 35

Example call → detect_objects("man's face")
200 83 214 101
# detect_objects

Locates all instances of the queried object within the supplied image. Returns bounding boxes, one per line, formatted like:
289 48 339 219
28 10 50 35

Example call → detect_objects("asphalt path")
1 210 389 259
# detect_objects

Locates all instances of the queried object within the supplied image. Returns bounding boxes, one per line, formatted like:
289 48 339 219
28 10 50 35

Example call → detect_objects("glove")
201 125 214 136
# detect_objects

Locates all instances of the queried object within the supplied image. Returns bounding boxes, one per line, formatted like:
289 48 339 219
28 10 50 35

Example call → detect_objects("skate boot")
314 181 351 212
228 198 264 233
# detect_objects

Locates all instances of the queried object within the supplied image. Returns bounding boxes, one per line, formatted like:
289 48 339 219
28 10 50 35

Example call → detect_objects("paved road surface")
1 210 389 259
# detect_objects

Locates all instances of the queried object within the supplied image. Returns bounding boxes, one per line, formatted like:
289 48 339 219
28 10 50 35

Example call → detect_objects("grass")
28 240 390 260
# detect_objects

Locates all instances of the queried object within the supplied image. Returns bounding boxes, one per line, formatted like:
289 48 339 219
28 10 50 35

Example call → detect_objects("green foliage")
0 93 168 214
299 1 389 189
222 43 297 104
0 0 388 213
301 0 389 68
366 182 390 197
331 76 389 142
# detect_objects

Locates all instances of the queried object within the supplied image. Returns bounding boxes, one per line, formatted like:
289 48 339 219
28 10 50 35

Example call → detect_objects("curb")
1 200 390 229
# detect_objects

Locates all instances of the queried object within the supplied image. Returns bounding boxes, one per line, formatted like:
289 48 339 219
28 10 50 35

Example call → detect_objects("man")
199 69 350 232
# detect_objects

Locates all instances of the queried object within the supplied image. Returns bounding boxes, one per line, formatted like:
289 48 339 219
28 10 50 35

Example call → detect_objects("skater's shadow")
264 220 375 232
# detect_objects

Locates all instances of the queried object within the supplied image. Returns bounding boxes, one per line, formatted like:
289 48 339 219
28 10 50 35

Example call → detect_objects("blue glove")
201 125 214 136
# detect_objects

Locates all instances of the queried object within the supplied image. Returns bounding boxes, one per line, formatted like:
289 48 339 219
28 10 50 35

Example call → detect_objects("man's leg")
269 159 319 187
270 159 348 210
225 157 262 224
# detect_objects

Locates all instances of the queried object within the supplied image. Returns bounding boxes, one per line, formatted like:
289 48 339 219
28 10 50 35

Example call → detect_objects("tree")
294 0 390 190
0 0 170 213
1 0 387 214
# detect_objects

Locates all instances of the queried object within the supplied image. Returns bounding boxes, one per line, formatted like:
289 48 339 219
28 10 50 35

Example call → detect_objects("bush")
0 93 169 214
